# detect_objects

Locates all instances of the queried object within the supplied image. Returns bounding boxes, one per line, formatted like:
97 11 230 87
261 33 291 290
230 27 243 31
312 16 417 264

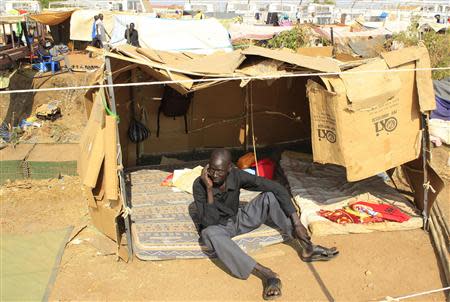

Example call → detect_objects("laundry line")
0 66 449 95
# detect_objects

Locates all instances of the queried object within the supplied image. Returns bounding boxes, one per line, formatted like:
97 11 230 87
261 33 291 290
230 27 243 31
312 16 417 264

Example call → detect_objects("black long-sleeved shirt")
193 168 296 229
124 28 140 47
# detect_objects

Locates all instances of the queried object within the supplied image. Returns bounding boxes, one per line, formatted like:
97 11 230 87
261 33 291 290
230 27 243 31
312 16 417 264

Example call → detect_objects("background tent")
110 17 233 54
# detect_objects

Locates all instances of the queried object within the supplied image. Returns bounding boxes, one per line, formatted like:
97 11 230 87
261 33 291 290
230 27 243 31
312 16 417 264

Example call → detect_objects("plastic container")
251 158 276 180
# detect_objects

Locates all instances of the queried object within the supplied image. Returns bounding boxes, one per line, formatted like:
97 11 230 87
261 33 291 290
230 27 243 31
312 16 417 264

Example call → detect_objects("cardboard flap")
78 91 106 188
175 50 245 75
381 47 420 68
242 46 341 73
382 46 436 112
339 59 401 111
402 158 444 213
415 46 436 112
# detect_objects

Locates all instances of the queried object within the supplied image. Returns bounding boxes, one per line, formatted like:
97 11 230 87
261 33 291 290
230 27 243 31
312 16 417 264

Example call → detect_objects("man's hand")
201 164 213 189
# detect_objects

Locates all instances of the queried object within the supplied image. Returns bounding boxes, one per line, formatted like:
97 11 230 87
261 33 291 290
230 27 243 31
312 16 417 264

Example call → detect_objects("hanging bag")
157 86 193 137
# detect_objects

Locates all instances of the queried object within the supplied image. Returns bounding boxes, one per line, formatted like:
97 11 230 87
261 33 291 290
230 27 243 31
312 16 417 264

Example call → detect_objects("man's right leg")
201 223 256 280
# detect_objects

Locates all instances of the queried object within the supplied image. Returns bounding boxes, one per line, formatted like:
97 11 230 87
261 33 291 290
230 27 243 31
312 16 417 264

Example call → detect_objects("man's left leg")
237 192 338 262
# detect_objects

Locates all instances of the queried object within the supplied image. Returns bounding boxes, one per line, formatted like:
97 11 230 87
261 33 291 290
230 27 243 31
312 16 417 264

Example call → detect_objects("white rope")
122 206 133 219
249 82 259 176
382 286 450 301
1 66 449 95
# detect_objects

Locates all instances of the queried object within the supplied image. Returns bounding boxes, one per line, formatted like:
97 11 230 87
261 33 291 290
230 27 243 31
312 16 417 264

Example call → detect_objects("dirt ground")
1 50 448 300
1 146 449 301
0 53 101 144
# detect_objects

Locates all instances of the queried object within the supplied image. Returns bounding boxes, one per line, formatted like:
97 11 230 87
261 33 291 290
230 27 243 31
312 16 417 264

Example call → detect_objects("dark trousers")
201 192 294 280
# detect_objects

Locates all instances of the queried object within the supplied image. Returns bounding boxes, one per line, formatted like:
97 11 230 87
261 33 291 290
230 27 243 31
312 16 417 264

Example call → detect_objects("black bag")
128 118 149 143
157 86 193 137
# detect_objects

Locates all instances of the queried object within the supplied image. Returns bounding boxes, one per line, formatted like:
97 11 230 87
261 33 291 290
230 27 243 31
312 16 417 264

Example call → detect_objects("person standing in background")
124 23 140 47
95 14 110 48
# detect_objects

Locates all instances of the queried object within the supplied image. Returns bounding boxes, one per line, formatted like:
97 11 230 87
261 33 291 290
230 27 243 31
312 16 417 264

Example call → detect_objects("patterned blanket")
128 169 288 260
280 152 423 236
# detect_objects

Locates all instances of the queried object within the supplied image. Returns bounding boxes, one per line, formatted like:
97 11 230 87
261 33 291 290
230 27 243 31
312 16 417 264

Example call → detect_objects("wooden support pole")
9 24 15 48
105 54 134 261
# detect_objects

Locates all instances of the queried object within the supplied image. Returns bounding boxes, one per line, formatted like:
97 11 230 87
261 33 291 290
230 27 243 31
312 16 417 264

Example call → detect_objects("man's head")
208 148 232 186
94 15 99 21
98 14 104 20
130 23 135 30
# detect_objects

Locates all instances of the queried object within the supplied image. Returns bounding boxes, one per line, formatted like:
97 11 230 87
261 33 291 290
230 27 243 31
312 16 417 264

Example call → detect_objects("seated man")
193 149 338 300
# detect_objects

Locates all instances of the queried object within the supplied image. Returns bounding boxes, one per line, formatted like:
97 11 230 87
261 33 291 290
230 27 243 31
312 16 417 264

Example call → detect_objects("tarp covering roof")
228 23 293 41
29 10 75 26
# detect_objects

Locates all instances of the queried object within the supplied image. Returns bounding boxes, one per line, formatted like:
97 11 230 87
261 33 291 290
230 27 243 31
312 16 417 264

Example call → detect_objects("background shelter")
109 16 232 54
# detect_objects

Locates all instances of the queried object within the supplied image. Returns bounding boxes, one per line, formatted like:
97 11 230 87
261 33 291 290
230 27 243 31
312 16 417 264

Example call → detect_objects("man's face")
130 23 135 30
207 159 230 187
99 14 103 20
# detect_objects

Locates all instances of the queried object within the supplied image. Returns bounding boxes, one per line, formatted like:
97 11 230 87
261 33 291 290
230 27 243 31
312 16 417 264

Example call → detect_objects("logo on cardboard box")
373 116 398 136
318 129 337 143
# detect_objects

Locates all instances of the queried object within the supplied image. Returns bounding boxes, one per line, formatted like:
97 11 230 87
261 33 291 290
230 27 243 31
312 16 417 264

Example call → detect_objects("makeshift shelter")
29 10 75 45
79 45 443 261
109 16 232 53
69 10 232 54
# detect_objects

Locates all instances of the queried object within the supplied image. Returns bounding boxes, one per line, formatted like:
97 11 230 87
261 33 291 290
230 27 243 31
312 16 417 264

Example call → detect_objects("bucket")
251 158 275 180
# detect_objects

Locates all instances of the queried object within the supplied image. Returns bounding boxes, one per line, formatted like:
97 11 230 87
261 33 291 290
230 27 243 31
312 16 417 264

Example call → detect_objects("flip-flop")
301 245 339 262
263 277 282 300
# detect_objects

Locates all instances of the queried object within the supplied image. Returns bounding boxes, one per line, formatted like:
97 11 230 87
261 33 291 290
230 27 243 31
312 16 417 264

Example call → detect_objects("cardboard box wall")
122 72 311 165
307 60 422 181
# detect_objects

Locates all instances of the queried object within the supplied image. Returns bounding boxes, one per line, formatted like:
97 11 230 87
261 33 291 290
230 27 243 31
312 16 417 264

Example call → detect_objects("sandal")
301 245 339 262
263 277 282 300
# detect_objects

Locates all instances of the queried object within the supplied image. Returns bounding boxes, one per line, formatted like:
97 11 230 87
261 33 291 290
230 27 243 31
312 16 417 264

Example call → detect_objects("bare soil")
1 173 448 301
0 57 101 144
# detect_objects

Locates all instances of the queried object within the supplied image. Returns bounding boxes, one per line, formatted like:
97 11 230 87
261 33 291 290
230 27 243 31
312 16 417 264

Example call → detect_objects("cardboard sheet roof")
95 45 344 94
96 44 436 114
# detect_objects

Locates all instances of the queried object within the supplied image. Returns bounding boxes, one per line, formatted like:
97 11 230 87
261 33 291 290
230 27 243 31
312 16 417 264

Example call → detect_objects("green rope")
101 91 120 121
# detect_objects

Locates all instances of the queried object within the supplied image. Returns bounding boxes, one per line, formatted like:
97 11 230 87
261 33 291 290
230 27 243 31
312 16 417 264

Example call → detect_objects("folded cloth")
161 173 174 186
345 207 384 223
318 209 361 224
351 202 410 223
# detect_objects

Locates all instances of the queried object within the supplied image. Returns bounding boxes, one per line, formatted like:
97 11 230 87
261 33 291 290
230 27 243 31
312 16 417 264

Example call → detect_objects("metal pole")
421 113 430 230
104 53 134 261
10 24 15 48
2 24 6 47
330 27 334 45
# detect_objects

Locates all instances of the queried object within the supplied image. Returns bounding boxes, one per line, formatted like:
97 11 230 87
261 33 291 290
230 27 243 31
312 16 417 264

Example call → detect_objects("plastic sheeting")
29 10 74 26
69 10 115 41
228 23 293 41
1 228 73 301
110 16 232 54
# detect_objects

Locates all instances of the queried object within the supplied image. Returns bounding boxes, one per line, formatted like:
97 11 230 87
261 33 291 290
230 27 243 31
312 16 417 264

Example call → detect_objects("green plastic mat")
27 161 77 180
0 160 26 184
1 227 73 301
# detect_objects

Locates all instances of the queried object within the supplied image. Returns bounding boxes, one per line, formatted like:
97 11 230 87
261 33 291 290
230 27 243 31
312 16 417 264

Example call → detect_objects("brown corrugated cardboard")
381 46 436 112
78 92 106 188
402 157 444 213
381 47 419 68
297 46 333 57
307 80 346 166
307 61 422 181
339 59 401 111
175 50 245 75
242 46 341 73
415 47 436 112
104 116 118 201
